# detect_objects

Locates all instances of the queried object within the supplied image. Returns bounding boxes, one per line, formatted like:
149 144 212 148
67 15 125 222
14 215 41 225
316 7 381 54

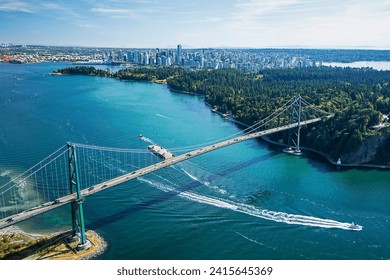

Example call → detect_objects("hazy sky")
1 0 390 49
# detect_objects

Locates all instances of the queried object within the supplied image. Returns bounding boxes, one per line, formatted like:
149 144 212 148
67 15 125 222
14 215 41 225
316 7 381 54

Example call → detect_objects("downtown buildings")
107 45 319 71
1 43 320 70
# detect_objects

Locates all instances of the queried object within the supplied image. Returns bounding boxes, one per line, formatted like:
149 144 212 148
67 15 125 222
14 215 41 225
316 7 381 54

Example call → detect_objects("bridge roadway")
0 117 324 229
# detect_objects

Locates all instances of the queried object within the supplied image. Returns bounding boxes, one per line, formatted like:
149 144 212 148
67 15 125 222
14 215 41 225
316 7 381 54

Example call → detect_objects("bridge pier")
67 143 89 250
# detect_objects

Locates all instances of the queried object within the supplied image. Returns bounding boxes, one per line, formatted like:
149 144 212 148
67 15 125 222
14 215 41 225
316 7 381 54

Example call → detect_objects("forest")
54 65 390 165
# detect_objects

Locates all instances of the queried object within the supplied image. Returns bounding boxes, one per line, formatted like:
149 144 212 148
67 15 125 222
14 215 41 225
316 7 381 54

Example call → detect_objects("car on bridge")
52 199 60 205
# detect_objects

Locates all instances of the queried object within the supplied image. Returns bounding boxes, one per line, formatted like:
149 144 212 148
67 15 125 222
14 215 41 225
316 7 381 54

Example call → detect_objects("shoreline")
0 226 107 260
260 135 390 170
168 86 204 96
205 104 390 170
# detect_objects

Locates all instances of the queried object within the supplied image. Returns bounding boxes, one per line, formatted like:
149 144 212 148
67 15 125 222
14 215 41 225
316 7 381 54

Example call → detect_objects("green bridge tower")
67 142 90 250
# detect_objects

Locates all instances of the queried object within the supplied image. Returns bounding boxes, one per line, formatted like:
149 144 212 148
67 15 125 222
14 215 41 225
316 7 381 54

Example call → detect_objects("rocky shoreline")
261 136 390 170
81 230 108 260
0 226 107 260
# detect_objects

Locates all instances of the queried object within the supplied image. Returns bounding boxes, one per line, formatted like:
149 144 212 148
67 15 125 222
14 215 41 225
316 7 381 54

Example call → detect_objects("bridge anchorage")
1 95 346 246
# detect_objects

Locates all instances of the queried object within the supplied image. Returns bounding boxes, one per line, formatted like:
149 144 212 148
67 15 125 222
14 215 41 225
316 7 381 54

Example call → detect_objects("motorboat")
283 146 302 156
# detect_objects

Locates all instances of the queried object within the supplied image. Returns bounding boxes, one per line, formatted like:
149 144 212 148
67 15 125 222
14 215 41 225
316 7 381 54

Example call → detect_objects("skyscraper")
177 44 182 65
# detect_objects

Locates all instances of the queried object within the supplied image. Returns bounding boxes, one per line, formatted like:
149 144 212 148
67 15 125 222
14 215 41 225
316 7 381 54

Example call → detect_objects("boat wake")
234 231 276 250
139 136 154 144
138 177 363 231
177 166 227 195
156 113 173 121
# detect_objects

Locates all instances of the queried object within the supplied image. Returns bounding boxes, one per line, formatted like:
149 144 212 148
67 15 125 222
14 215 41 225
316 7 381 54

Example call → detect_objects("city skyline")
1 0 390 49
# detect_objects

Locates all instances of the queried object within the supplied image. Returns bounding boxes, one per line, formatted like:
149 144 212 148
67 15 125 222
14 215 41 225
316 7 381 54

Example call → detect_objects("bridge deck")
0 117 324 229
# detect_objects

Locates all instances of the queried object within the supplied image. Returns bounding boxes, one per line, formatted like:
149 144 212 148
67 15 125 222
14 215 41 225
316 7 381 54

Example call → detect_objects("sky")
1 0 390 49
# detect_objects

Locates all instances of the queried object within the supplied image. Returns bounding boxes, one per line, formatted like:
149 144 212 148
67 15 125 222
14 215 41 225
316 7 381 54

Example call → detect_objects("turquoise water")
0 63 389 259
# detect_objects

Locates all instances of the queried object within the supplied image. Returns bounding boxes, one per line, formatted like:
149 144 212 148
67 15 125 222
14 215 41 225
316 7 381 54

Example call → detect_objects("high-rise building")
144 53 149 65
130 52 135 64
177 44 182 65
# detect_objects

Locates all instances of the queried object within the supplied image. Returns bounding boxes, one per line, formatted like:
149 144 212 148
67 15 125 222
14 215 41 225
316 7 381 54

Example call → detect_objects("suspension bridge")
0 96 361 250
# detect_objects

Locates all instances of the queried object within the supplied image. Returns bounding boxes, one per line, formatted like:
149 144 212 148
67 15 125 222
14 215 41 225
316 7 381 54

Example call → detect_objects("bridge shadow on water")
87 151 279 230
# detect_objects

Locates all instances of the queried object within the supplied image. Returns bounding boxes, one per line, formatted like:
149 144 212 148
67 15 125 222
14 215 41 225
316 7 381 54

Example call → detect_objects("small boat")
348 222 361 230
139 134 143 139
283 147 302 156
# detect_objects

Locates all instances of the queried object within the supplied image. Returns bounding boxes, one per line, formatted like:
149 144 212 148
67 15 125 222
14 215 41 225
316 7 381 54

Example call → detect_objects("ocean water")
322 61 390 70
0 62 389 260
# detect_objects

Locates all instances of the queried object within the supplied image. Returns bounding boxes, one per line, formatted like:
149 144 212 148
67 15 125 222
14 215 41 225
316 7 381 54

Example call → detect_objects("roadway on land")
0 117 324 229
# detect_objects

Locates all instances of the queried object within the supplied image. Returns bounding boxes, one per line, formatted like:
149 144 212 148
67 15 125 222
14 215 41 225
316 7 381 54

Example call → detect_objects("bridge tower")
67 143 90 250
283 95 303 156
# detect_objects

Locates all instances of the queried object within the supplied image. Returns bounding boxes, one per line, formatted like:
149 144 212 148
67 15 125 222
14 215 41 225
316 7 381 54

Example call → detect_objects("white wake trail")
138 177 363 231
139 136 154 144
156 113 173 120
179 167 227 195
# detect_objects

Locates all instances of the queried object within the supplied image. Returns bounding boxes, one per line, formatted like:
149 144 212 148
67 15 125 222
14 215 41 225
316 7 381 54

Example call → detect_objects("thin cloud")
235 0 301 15
91 7 139 18
175 16 223 25
91 5 167 19
40 3 81 19
226 0 390 48
1 0 390 48
300 1 390 48
107 0 159 3
0 1 34 13
78 23 98 29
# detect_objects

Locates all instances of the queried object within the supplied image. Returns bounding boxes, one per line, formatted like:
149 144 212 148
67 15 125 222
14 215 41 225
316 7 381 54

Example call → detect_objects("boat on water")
147 144 174 160
139 134 143 139
283 146 302 156
348 222 361 230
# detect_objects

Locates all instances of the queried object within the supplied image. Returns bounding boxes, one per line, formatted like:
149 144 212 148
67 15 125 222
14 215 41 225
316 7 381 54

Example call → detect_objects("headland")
0 226 107 260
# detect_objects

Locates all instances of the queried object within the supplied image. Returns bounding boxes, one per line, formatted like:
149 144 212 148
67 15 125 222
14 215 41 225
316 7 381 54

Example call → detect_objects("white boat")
348 222 361 230
283 147 302 156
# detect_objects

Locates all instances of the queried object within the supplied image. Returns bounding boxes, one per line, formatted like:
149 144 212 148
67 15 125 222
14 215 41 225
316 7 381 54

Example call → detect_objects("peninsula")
53 66 390 167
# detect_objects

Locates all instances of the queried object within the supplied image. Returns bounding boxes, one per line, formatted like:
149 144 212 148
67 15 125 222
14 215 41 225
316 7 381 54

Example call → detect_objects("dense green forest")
53 66 111 77
54 66 390 165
